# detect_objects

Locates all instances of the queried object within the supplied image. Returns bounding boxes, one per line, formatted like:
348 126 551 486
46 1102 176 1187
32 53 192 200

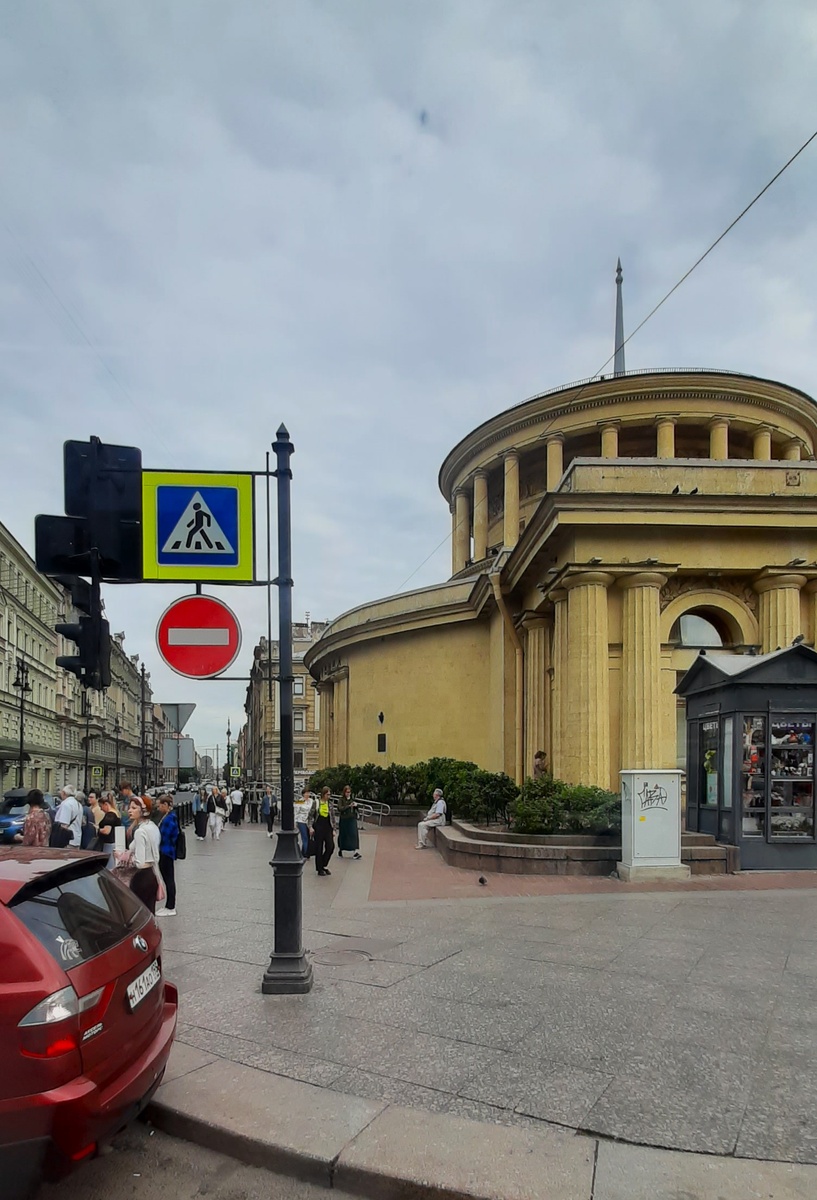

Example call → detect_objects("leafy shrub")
510 776 620 836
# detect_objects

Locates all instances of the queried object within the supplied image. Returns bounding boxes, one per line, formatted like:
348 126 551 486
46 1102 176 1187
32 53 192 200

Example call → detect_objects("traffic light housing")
55 613 111 691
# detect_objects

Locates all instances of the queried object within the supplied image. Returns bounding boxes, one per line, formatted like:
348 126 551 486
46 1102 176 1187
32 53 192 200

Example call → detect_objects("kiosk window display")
678 645 817 870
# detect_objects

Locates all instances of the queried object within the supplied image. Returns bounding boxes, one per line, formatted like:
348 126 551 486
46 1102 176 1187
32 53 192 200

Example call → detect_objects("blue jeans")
297 822 309 856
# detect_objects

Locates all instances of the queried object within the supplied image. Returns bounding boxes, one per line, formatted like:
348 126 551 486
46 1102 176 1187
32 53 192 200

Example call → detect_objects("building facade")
305 367 817 793
244 621 328 790
0 519 167 794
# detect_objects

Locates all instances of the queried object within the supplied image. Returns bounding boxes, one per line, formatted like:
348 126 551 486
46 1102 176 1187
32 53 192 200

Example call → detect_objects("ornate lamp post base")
262 829 313 994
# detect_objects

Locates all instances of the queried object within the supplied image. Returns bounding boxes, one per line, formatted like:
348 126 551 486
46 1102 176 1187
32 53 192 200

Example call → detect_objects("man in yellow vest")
310 786 336 876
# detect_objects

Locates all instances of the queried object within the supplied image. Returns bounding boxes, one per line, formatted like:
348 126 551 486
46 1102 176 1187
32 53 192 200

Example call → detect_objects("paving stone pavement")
161 819 817 1164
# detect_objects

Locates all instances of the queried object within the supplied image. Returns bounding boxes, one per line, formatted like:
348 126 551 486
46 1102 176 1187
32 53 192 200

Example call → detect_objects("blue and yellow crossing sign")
142 471 254 582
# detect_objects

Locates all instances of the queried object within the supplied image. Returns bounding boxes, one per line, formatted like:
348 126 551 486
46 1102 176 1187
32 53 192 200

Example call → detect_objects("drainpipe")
490 576 524 786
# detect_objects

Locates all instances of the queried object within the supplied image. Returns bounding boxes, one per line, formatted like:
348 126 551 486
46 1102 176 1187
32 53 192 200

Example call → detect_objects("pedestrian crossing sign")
142 471 255 581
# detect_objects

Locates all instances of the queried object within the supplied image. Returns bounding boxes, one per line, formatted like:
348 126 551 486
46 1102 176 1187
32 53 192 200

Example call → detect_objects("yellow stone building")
306 290 817 790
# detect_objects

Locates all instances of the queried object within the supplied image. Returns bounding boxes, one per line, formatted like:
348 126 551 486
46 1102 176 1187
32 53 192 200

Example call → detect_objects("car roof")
0 847 107 904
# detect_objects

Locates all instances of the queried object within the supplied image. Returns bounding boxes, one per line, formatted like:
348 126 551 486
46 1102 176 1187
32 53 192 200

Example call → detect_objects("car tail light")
18 985 80 1058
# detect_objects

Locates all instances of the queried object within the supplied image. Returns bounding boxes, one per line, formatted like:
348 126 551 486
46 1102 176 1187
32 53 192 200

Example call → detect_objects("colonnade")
450 419 807 575
522 568 812 789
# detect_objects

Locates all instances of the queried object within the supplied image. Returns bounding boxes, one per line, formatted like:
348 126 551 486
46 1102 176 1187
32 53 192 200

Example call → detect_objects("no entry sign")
156 595 241 679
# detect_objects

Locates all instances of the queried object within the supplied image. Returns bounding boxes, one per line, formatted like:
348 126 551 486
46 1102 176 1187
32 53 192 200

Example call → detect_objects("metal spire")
614 258 625 377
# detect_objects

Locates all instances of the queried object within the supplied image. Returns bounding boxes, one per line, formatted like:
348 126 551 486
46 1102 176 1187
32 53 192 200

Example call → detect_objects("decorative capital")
619 572 668 591
708 416 730 430
546 433 564 447
754 573 808 594
562 570 615 591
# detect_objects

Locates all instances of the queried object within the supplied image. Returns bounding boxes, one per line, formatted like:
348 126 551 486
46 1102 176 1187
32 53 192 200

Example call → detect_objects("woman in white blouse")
117 796 163 913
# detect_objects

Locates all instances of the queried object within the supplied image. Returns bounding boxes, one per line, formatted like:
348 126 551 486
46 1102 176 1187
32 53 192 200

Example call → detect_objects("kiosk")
677 644 817 871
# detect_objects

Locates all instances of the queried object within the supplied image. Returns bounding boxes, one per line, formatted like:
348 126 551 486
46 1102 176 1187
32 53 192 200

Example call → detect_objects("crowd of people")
11 780 182 918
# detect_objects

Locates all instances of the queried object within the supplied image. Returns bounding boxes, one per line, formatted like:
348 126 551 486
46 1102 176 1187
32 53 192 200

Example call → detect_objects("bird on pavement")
478 876 487 886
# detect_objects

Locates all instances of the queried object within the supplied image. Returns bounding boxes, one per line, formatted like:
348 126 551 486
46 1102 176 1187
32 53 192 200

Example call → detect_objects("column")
503 453 520 549
335 670 350 765
522 615 550 776
473 470 488 561
619 573 667 770
600 422 619 458
754 574 806 652
753 426 772 461
549 589 568 779
562 572 614 787
546 435 564 491
784 439 802 462
656 417 676 459
709 417 729 460
452 488 470 573
807 581 817 648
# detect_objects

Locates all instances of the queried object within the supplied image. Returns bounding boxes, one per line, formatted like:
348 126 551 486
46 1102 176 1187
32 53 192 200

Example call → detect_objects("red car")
0 847 177 1200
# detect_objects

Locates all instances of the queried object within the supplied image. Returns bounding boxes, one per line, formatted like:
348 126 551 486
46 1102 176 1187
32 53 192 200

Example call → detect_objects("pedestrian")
220 787 231 832
88 790 105 828
118 781 134 830
261 786 273 837
229 783 243 827
117 796 162 913
13 789 52 847
337 785 362 860
533 750 548 780
294 787 312 856
96 794 121 864
207 786 227 839
249 787 260 824
194 786 209 840
80 792 97 849
310 786 335 877
52 784 83 847
416 788 447 849
156 794 180 916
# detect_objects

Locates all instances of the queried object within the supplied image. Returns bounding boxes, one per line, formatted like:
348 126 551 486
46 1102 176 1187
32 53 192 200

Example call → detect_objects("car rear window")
10 869 146 965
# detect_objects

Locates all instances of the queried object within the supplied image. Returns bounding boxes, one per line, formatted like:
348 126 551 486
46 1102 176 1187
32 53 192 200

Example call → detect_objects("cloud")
1 1 817 747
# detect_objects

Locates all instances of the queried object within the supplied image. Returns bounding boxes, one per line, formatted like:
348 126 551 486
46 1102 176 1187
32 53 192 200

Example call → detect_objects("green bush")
510 776 620 836
308 759 620 835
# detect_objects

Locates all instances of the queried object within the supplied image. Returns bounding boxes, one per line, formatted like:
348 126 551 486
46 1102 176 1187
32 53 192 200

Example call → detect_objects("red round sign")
156 595 242 679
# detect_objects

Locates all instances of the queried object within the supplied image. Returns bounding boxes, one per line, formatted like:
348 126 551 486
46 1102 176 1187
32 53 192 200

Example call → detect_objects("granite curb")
146 1044 817 1200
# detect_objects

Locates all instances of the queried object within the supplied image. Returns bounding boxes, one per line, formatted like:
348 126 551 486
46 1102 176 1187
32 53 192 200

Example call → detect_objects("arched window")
670 611 725 647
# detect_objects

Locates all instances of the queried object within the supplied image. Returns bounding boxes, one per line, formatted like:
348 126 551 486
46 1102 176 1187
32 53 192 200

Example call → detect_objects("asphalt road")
36 1121 352 1200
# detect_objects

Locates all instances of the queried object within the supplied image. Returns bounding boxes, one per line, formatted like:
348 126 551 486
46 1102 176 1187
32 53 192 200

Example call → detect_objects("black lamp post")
13 658 31 789
82 691 91 795
113 715 121 789
263 425 312 994
226 719 232 776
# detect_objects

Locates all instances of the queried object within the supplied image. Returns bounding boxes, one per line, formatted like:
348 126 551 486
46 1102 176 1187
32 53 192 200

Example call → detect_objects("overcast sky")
2 1 816 753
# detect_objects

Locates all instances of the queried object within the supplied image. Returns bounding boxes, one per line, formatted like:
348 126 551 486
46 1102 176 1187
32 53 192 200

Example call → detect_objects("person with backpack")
156 794 182 916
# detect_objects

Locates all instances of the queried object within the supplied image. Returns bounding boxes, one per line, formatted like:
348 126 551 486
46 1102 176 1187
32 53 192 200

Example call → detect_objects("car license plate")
127 961 161 1010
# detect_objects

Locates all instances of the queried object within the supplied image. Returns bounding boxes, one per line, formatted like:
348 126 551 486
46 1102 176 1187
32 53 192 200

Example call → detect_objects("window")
293 712 305 733
293 676 305 696
294 750 304 769
377 733 387 753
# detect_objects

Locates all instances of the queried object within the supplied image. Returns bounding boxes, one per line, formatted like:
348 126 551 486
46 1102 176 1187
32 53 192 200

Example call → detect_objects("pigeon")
671 484 680 494
689 487 699 495
478 876 488 886
793 634 806 645
788 558 806 566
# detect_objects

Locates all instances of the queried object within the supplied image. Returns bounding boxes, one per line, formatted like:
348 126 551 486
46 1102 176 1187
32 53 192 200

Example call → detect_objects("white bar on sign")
168 628 230 646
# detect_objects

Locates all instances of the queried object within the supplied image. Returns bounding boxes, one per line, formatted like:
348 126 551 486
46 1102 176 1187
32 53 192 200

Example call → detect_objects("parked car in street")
0 790 57 845
0 846 178 1200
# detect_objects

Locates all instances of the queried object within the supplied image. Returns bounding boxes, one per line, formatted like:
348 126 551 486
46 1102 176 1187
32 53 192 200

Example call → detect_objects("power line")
396 127 817 591
0 213 140 412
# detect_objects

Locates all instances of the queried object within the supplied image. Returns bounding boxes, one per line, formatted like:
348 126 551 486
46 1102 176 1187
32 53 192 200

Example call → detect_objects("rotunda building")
306 357 817 795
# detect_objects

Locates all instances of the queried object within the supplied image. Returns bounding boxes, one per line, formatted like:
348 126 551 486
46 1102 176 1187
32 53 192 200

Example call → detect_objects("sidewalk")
149 819 817 1194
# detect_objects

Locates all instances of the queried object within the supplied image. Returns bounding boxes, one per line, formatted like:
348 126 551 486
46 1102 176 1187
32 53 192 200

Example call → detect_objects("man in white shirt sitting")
416 788 447 849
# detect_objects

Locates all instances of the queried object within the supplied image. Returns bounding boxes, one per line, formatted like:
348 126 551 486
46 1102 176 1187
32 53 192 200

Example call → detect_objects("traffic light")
55 612 112 691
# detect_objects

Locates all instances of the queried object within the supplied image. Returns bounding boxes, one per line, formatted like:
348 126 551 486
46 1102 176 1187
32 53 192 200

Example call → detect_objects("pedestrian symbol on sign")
162 492 233 556
156 486 239 568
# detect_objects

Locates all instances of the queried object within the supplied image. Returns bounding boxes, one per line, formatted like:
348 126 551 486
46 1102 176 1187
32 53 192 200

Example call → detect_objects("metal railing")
329 794 391 828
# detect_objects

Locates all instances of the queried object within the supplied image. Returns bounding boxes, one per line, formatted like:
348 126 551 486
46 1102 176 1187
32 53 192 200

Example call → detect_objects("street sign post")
142 471 255 582
156 595 242 679
230 766 241 778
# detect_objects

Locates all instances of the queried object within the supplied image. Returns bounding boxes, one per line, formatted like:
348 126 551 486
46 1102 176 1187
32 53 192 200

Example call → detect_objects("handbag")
175 828 187 861
306 829 316 858
49 824 71 848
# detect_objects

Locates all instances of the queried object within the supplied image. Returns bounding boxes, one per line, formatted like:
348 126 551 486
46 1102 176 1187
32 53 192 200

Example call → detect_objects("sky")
2 1 817 751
